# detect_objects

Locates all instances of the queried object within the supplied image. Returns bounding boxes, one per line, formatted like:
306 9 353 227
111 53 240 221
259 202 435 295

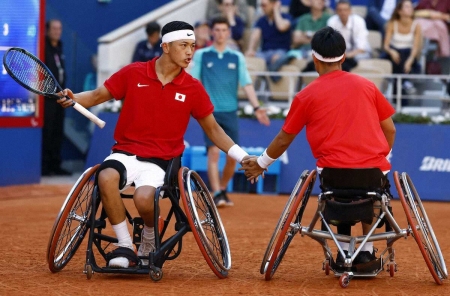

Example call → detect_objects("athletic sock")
112 220 133 249
143 225 155 242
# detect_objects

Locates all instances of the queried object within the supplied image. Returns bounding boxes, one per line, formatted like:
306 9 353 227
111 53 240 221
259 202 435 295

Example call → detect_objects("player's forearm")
243 84 260 109
74 86 112 108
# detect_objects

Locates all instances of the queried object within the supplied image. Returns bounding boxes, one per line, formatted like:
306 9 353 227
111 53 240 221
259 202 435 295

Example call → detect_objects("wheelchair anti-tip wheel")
179 167 231 279
394 171 448 284
47 165 99 273
260 170 316 281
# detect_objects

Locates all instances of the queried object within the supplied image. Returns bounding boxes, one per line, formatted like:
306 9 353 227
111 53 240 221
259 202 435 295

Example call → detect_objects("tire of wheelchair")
47 164 99 272
394 171 448 284
179 167 231 279
262 170 317 281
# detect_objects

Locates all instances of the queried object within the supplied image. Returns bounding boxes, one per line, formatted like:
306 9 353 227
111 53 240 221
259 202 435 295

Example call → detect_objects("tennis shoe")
137 230 155 266
221 190 234 206
214 192 226 208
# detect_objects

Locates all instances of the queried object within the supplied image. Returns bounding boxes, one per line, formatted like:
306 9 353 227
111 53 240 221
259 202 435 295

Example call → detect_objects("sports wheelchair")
260 168 448 288
46 157 231 281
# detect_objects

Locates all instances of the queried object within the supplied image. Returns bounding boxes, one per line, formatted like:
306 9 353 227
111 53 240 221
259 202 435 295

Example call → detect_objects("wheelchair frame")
46 165 231 281
260 169 448 288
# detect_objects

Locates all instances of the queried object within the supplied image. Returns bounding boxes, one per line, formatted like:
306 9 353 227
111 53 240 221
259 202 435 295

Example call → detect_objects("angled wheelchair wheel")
261 170 316 281
394 171 448 284
47 165 99 273
179 167 231 279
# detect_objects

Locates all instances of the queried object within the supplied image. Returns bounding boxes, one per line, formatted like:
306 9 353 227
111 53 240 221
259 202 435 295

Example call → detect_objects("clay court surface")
1 181 449 296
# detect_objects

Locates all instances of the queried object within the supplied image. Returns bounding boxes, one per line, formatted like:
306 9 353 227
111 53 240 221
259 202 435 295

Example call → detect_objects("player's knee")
96 160 127 190
134 187 155 209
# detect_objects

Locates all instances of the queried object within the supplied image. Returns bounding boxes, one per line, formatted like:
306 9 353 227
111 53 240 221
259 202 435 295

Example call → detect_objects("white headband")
312 50 344 63
161 29 195 45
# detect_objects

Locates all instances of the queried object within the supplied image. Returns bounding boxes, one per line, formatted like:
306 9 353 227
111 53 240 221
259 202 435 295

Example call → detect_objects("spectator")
414 0 450 58
131 22 162 62
194 21 213 50
289 0 311 20
384 0 422 96
191 17 270 207
245 0 293 69
42 19 70 176
207 0 250 26
209 0 245 50
365 0 399 35
327 0 371 71
292 0 331 54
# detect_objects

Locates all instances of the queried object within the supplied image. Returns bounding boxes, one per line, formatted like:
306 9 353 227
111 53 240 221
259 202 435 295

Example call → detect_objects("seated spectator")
289 0 311 20
327 0 371 71
245 0 293 70
292 0 331 55
414 0 450 58
207 0 249 26
383 0 421 96
131 22 162 62
209 0 245 50
365 0 399 35
194 20 213 50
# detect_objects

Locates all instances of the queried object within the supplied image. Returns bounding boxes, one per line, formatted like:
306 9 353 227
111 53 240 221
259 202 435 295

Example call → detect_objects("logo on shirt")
175 93 186 102
207 62 213 68
228 63 236 69
137 83 149 87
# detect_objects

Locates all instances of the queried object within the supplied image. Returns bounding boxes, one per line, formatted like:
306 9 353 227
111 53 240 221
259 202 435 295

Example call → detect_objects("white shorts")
103 153 166 191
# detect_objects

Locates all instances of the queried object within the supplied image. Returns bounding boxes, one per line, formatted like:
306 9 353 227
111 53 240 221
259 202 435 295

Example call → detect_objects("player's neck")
155 56 182 85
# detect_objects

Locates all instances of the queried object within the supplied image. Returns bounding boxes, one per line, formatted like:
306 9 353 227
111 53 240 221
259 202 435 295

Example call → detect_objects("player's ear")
161 42 170 54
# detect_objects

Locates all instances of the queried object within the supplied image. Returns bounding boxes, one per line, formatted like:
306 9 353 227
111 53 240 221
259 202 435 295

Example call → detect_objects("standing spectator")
194 21 213 50
131 22 162 63
384 0 422 96
414 0 450 58
327 0 371 71
191 17 270 207
209 0 245 50
245 0 293 69
365 0 400 35
292 0 331 54
42 19 70 176
207 0 250 26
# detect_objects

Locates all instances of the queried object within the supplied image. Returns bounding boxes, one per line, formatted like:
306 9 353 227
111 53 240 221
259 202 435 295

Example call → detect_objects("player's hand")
255 108 270 126
57 89 75 108
239 156 266 184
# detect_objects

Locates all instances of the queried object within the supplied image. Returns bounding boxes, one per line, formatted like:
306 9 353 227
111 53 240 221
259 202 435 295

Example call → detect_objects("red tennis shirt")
104 58 214 160
283 70 395 171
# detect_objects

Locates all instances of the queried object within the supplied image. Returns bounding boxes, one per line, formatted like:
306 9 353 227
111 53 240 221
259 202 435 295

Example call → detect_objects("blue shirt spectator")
132 22 163 62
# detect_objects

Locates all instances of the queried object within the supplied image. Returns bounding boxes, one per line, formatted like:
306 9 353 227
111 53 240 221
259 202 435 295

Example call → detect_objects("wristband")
228 144 248 163
253 106 260 112
257 149 276 169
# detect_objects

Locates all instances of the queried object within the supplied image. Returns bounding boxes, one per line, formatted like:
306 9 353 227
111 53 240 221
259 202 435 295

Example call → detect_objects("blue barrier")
85 113 450 201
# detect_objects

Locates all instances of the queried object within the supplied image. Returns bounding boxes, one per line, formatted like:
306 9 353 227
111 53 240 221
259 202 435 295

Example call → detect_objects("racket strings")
6 51 57 94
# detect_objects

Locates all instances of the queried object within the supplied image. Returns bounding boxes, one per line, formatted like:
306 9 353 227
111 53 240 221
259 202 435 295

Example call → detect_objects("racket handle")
72 102 106 128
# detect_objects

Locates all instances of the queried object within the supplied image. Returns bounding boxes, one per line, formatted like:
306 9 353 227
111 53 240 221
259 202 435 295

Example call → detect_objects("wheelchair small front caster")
322 260 330 275
84 264 93 280
387 262 397 277
149 266 163 281
339 272 351 288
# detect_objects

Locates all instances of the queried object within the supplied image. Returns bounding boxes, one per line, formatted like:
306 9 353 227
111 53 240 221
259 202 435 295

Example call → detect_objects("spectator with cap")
132 22 163 62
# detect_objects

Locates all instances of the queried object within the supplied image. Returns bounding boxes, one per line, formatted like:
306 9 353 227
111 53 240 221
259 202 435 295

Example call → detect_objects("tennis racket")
2 47 106 128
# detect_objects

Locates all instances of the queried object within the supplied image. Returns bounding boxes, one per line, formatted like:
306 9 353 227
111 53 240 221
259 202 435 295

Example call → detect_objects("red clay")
0 183 449 295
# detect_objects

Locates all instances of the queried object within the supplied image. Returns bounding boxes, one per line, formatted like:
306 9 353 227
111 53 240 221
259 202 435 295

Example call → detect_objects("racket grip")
72 102 106 128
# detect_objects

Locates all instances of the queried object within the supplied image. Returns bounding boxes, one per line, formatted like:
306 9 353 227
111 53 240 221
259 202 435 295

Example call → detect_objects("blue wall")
0 128 41 186
45 0 167 93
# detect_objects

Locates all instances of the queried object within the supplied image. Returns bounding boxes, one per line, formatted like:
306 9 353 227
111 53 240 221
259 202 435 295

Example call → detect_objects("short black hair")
161 21 194 37
336 0 352 7
311 26 346 62
210 16 230 28
145 22 161 36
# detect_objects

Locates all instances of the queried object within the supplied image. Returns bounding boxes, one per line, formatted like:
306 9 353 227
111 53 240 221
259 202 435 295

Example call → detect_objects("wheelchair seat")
319 168 386 226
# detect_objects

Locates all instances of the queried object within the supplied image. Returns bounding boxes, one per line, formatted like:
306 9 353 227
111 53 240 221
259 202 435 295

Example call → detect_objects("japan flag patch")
175 93 186 102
